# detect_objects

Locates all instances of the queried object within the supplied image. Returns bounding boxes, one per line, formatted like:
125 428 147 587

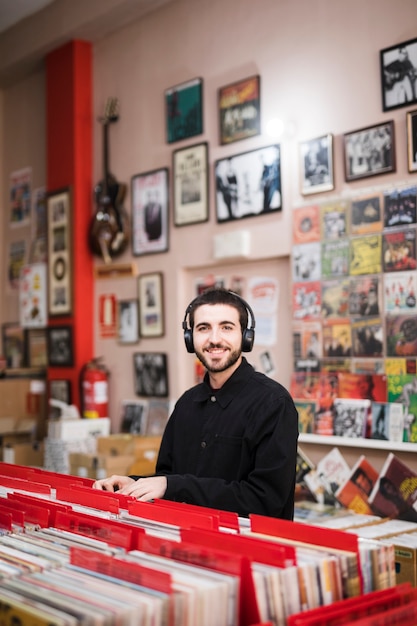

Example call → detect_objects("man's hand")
93 474 167 501
92 474 135 492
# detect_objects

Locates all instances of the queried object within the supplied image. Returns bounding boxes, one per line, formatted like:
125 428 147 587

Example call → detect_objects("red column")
45 40 94 412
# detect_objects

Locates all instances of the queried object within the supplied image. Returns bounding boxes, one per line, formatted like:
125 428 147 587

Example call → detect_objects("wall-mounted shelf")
299 433 417 453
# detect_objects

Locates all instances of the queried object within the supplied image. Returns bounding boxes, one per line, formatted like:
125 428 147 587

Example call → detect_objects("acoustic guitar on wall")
89 97 129 264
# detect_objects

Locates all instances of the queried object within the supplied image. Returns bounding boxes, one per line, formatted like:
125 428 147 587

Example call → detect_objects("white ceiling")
0 0 55 33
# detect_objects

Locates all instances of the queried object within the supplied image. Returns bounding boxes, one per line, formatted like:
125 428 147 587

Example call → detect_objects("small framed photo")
380 38 417 112
218 75 261 145
215 144 281 223
120 400 148 434
26 328 47 368
407 109 417 172
343 121 395 182
118 299 139 345
133 352 169 397
46 187 73 317
138 272 164 338
47 325 74 367
131 167 169 256
50 379 71 404
299 134 334 195
173 142 209 226
2 323 26 369
165 77 203 144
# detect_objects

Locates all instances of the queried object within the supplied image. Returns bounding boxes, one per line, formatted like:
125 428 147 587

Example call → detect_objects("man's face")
192 303 243 374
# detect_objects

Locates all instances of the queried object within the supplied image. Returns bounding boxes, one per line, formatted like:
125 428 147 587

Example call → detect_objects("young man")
93 288 299 519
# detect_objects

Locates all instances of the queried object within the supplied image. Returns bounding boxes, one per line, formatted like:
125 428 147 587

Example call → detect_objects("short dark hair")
188 288 249 333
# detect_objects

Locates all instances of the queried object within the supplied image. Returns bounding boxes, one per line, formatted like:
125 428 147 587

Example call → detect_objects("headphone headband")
182 290 256 353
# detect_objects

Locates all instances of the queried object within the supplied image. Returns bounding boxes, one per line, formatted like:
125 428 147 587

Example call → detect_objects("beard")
195 344 241 374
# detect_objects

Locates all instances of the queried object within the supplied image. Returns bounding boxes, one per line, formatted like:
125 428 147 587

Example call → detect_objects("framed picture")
165 77 203 144
407 109 417 172
46 187 73 317
215 144 281 223
50 379 71 404
138 272 164 338
133 352 169 397
26 328 47 368
2 323 26 369
120 400 148 434
173 142 209 226
131 167 169 256
343 121 395 182
47 325 74 367
117 299 139 345
218 75 261 145
299 134 334 195
380 38 417 112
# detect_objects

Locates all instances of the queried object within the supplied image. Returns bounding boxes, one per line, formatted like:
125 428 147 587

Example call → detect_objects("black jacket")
132 358 299 519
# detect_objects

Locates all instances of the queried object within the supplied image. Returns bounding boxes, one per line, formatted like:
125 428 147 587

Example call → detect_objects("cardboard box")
96 433 136 456
96 434 161 476
0 379 46 439
68 452 135 480
3 441 44 467
130 435 161 476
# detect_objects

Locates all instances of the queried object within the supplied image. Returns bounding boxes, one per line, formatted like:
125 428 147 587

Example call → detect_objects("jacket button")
201 441 207 448
210 395 216 402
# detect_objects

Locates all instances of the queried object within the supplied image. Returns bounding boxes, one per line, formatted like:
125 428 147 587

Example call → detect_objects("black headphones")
182 291 256 353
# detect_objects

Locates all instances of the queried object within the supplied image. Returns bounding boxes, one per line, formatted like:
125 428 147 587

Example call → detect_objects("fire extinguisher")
80 357 109 419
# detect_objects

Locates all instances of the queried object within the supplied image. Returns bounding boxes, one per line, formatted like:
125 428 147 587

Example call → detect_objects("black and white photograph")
50 379 71 405
299 134 334 195
407 109 417 172
173 142 209 226
133 352 169 397
131 168 169 256
117 299 139 344
343 121 395 181
138 272 164 338
215 144 281 223
47 325 74 367
120 400 148 433
380 38 417 111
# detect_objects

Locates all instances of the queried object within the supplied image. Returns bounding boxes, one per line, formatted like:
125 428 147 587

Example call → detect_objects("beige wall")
1 0 417 462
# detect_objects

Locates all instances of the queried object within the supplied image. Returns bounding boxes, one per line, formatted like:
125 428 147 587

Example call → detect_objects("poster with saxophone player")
47 187 72 317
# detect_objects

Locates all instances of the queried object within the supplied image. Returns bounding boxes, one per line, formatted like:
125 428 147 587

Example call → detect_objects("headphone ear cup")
184 328 194 353
242 328 255 352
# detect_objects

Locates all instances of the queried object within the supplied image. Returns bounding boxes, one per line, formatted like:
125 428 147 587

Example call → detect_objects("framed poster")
173 142 209 226
165 77 203 144
138 272 164 338
407 109 417 172
218 75 261 145
133 352 169 397
380 37 417 112
299 134 334 195
343 121 395 182
47 187 73 316
26 328 47 368
2 323 26 369
131 167 169 256
215 144 281 223
50 379 71 405
117 299 139 345
47 325 74 367
19 262 47 328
